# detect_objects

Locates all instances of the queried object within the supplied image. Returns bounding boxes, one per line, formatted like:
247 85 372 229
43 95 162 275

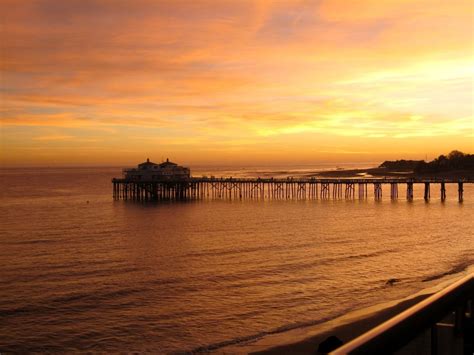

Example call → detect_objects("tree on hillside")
415 151 473 173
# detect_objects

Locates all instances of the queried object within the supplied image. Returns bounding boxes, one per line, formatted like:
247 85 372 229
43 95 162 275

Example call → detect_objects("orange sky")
1 0 473 166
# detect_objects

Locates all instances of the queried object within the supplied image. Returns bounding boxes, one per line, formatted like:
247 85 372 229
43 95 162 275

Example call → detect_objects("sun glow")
1 0 473 166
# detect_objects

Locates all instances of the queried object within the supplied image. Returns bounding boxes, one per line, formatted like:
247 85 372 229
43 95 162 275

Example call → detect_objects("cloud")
32 135 74 141
1 0 473 165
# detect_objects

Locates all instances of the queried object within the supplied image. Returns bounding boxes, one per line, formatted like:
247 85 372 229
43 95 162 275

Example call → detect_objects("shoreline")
308 167 473 179
193 166 473 179
220 271 473 354
218 294 429 354
251 295 430 354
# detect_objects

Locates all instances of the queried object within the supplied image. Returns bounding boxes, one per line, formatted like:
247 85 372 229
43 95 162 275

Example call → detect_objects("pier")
112 177 472 202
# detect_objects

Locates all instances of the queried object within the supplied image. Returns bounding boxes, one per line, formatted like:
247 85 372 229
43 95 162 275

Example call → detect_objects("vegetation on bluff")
414 151 474 173
379 160 422 170
379 151 473 173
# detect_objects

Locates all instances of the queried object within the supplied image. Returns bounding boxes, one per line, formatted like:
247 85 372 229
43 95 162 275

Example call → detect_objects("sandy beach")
214 293 432 354
219 271 474 354
250 294 429 354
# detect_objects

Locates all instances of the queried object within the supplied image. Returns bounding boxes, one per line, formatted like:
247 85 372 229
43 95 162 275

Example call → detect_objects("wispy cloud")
1 0 473 165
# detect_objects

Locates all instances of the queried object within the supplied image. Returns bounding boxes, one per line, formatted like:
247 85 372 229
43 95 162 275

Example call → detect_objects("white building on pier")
123 158 190 181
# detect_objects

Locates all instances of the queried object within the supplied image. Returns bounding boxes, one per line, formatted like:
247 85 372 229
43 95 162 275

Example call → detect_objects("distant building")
123 158 190 181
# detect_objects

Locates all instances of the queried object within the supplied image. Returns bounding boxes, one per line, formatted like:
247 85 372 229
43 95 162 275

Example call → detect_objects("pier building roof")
138 158 157 168
159 158 177 167
138 158 177 169
122 158 190 181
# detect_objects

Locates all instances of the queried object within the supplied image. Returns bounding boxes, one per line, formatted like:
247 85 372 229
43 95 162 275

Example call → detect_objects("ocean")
1 166 473 352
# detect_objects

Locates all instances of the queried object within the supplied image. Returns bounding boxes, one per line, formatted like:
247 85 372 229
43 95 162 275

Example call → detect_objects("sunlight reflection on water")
0 167 472 352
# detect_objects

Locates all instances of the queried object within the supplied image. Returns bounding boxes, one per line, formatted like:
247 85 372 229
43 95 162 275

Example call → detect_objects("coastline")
250 295 430 354
218 294 429 354
211 166 474 180
220 271 473 354
308 167 473 179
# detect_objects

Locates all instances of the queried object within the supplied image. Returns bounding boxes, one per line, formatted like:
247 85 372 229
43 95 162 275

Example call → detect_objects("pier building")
122 158 190 181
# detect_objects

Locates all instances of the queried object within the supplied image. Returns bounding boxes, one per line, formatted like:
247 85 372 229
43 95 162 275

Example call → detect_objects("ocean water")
0 167 473 353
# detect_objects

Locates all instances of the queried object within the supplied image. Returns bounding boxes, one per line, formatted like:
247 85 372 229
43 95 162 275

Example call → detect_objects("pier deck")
112 177 473 202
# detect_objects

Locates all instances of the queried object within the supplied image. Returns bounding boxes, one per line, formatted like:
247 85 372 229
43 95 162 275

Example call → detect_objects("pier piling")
390 183 398 200
111 178 471 202
424 183 430 201
406 182 414 201
440 182 446 201
374 183 382 200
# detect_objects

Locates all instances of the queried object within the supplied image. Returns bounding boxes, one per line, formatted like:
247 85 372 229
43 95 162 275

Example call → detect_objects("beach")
250 295 429 354
221 271 473 354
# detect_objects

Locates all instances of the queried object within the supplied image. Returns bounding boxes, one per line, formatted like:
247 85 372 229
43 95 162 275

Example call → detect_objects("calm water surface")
1 167 473 352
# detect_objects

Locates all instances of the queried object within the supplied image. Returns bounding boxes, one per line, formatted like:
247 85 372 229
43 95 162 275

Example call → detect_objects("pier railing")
112 177 472 202
331 273 474 355
114 177 472 183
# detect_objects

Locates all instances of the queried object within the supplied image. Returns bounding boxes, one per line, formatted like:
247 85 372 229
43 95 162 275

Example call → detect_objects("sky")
1 0 473 167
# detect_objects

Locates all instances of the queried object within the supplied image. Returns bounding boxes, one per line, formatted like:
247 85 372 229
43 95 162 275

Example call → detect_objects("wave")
184 311 350 354
1 285 149 318
184 256 472 353
0 238 60 245
142 247 403 297
181 242 315 259
422 258 473 282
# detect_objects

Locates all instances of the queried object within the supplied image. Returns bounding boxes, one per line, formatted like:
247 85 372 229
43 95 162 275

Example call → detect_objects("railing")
185 177 471 183
331 273 474 354
113 176 472 183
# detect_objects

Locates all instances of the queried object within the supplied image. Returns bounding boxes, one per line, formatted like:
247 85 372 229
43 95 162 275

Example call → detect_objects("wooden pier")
112 177 472 202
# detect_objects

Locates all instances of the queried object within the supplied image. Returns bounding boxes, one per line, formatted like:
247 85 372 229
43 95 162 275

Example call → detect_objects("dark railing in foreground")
331 273 474 354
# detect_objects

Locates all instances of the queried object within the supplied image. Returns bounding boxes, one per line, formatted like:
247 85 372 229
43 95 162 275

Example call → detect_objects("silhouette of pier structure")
112 177 471 202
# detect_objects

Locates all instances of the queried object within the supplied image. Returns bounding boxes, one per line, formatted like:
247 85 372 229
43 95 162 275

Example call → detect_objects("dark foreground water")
1 167 473 352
